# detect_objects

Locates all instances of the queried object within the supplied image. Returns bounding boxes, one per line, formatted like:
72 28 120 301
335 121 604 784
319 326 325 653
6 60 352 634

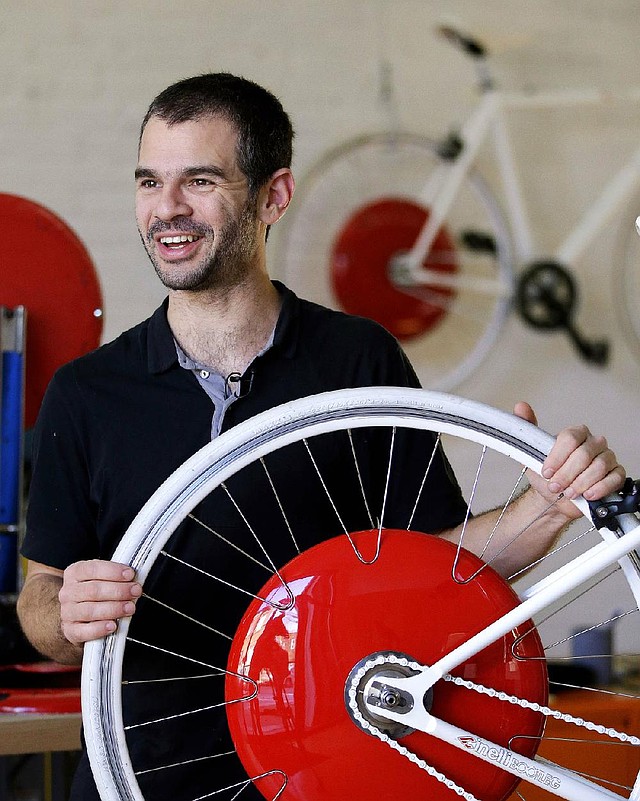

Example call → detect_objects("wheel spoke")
82 388 640 801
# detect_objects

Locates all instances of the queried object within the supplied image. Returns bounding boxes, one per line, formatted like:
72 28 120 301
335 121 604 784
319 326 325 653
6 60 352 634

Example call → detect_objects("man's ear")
259 168 295 226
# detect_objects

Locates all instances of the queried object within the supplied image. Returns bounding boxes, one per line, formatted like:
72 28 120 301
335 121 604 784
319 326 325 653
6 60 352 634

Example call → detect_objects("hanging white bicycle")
274 26 640 390
82 387 640 801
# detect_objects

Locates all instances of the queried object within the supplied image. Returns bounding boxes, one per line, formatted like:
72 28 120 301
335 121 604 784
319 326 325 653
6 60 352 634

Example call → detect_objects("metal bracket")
588 477 640 530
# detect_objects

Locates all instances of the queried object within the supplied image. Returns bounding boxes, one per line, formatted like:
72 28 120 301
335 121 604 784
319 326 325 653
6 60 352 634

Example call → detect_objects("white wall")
2 1 639 645
2 1 638 426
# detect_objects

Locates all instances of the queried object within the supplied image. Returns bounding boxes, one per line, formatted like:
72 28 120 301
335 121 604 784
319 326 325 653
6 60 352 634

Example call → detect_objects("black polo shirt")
22 282 467 801
24 282 466 568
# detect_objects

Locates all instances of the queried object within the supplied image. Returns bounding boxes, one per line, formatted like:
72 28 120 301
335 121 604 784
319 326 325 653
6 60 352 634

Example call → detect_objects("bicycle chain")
442 673 640 745
346 653 481 800
346 652 640 800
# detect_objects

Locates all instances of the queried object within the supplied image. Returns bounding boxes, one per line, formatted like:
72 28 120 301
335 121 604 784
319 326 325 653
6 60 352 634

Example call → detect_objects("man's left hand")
514 401 626 521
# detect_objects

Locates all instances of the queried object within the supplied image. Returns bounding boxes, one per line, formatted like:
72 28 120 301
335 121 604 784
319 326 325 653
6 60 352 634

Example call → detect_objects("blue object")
0 349 23 593
571 624 613 685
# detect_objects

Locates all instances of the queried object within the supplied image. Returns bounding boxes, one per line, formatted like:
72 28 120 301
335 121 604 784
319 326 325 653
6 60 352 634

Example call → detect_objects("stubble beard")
140 200 259 293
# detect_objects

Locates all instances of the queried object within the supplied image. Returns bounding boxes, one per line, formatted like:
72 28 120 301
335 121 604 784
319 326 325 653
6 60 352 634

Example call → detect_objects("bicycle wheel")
615 207 640 361
82 388 640 801
273 134 515 390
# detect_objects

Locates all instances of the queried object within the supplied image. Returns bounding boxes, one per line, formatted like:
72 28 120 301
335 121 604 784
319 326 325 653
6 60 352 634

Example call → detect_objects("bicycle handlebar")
435 25 494 91
435 25 487 59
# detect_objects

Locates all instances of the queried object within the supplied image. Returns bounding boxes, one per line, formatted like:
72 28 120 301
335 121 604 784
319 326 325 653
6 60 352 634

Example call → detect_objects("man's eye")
138 179 158 189
192 178 214 187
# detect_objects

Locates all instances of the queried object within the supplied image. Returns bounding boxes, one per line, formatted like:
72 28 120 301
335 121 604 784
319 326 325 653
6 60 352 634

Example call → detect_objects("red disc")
0 193 103 427
226 530 547 801
330 198 456 340
0 687 80 714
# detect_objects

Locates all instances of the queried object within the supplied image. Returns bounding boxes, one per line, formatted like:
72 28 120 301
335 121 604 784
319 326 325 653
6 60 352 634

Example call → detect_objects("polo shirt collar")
146 281 300 374
271 280 299 360
147 298 176 374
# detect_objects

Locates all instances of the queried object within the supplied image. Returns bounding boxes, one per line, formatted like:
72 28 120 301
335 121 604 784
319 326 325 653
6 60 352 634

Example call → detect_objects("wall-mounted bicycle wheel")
0 193 103 428
274 134 514 390
615 203 640 363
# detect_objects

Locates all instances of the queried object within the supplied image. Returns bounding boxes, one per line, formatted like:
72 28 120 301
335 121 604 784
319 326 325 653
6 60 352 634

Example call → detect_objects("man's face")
135 115 259 291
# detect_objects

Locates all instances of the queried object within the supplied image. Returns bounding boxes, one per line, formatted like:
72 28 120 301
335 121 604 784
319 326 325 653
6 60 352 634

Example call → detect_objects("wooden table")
0 711 81 755
0 712 81 801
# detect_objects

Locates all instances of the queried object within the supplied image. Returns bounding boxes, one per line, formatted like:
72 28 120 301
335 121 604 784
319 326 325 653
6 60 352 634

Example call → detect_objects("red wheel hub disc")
330 198 456 340
0 193 103 427
226 530 547 800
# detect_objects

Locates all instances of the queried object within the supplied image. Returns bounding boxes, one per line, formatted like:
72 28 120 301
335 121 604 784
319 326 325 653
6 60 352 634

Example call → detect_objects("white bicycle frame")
366 506 640 801
399 84 640 293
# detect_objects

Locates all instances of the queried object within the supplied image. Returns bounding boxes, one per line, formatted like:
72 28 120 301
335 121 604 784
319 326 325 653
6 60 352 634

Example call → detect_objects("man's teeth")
160 235 199 244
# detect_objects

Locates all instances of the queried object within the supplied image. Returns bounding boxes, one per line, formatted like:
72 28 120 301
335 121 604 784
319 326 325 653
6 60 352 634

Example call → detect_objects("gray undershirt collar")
174 329 275 438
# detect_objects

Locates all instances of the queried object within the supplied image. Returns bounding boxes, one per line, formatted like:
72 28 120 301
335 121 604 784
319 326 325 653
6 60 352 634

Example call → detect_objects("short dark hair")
140 73 294 197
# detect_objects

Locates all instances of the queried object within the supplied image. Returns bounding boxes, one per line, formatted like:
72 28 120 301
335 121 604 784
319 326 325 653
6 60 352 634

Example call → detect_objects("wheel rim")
82 387 640 801
615 207 640 360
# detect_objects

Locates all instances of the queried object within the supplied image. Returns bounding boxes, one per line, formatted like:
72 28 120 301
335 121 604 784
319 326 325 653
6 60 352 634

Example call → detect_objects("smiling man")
16 73 624 801
136 115 268 294
135 99 294 377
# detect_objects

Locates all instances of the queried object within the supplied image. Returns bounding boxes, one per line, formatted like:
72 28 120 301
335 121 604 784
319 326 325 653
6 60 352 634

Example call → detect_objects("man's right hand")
59 559 142 645
17 558 142 665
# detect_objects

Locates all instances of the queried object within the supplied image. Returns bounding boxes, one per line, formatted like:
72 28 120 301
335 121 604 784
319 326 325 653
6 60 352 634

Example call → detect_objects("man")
17 73 623 800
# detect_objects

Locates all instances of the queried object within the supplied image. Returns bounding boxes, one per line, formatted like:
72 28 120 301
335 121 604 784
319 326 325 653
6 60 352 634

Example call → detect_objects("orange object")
506 689 640 800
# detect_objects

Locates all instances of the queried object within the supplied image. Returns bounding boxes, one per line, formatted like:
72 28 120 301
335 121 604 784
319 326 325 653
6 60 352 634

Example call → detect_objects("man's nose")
154 184 193 220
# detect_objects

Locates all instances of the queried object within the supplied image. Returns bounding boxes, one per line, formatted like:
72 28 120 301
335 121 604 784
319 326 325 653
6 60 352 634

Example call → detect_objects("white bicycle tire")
81 387 640 801
614 201 640 362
